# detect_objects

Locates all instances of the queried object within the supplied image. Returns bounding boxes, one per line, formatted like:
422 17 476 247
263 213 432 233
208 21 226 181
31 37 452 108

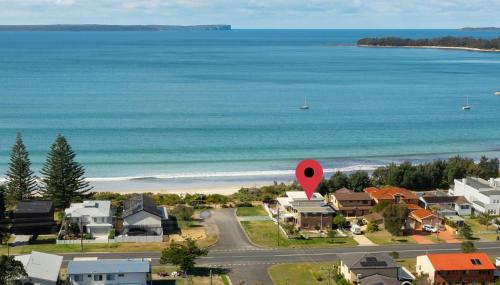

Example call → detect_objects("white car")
423 224 438 233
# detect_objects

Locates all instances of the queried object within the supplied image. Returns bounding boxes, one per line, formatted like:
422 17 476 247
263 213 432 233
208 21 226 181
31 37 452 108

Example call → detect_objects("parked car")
423 224 438 233
351 224 363 235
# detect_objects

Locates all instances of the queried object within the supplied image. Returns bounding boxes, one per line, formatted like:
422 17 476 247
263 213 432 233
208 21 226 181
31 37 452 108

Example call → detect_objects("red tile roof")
364 187 417 200
406 204 422 211
410 208 435 220
424 253 495 271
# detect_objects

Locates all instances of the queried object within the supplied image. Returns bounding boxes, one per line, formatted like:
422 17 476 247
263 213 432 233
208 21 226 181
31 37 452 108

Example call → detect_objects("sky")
0 0 499 29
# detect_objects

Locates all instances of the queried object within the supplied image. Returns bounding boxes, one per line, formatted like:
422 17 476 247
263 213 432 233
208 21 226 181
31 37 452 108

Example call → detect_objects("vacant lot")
240 220 357 248
268 262 339 285
236 206 268 216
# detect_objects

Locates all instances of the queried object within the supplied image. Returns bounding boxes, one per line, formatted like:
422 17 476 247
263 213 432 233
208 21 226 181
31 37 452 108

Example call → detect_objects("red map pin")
295 159 324 201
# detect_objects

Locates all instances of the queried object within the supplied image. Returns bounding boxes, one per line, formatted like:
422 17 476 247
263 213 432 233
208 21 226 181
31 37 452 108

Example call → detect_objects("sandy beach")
358 44 500 53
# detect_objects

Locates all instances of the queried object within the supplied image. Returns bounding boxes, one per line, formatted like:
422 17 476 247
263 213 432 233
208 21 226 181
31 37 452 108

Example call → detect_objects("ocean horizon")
1 29 500 191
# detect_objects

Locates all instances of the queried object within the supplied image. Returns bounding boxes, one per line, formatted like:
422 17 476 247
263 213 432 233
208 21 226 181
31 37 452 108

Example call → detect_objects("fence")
57 234 164 244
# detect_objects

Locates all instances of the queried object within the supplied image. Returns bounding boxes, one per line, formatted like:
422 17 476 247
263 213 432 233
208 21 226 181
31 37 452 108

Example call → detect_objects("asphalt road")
209 208 256 251
60 242 500 284
58 209 500 285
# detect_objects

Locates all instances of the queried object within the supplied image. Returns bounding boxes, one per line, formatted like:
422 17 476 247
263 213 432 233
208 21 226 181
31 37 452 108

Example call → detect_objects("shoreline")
358 44 500 53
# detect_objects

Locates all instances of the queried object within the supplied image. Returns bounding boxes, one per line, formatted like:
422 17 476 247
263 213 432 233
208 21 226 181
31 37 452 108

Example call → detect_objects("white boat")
462 96 471 110
300 97 309 110
495 91 500 96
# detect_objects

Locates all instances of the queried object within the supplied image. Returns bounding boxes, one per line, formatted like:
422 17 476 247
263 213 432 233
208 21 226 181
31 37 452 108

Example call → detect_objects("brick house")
277 191 335 231
364 187 419 205
329 188 373 217
416 252 496 285
407 208 441 231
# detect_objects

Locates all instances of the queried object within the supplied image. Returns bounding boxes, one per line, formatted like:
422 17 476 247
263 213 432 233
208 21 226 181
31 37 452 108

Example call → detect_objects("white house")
450 177 500 215
65 201 113 238
122 194 168 236
14 251 63 285
67 258 151 285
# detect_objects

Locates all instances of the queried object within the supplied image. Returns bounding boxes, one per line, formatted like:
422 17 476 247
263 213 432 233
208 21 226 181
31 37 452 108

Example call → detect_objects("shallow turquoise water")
0 29 499 187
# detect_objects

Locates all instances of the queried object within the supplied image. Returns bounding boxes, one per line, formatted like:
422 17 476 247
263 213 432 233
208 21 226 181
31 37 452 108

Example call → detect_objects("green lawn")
463 216 499 241
396 258 417 274
236 206 268 216
365 230 416 245
268 262 339 285
0 241 170 255
240 221 357 248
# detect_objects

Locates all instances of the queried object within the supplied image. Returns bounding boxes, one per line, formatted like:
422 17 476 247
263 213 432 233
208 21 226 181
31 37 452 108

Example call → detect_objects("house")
277 191 335 231
12 201 55 235
416 252 496 285
65 200 113 238
339 253 409 284
67 258 151 285
364 187 419 205
14 251 63 285
363 212 384 225
122 194 168 236
407 208 441 231
451 177 500 215
418 195 471 216
329 188 373 217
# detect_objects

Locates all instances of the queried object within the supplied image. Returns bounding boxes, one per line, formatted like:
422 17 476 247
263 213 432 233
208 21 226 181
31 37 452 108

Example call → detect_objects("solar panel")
360 261 388 267
470 259 482 265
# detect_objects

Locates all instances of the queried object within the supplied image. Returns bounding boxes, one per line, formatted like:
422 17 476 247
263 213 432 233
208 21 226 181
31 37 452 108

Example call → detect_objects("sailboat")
300 97 309 110
462 96 471 110
495 91 500 96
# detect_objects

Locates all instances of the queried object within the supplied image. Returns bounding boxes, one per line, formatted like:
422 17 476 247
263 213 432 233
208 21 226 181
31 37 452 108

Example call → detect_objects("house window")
106 274 115 280
118 274 125 277
93 274 103 281
93 217 98 223
73 275 83 281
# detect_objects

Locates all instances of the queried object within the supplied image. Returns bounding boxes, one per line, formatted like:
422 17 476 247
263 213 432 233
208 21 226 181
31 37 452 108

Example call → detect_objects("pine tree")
5 133 38 201
0 186 5 220
40 135 92 208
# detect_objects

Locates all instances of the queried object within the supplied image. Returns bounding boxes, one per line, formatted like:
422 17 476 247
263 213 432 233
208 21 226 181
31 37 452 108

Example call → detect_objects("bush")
312 271 324 281
461 241 476 253
171 205 195 221
108 229 115 239
83 233 93 240
389 251 399 259
366 221 379 233
236 202 253 207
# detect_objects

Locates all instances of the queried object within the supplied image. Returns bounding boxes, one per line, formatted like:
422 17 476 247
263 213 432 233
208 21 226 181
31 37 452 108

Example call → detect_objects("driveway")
352 234 375 246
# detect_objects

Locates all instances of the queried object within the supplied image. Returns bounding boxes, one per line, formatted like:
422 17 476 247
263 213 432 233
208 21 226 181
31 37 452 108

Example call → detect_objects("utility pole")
277 208 280 246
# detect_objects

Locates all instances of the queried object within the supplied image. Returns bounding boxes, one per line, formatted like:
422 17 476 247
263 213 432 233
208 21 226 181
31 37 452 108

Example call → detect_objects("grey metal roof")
293 206 335 214
360 274 401 285
123 194 163 218
482 190 500 196
465 178 495 190
67 259 150 274
15 201 53 214
14 251 63 282
340 253 399 269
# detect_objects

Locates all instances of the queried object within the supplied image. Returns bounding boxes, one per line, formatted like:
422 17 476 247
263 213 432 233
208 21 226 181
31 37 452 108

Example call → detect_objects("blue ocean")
1 29 499 191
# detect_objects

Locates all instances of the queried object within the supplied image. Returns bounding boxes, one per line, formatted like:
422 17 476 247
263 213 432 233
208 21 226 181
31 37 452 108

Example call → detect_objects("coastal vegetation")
40 135 93 208
357 36 500 50
5 133 37 202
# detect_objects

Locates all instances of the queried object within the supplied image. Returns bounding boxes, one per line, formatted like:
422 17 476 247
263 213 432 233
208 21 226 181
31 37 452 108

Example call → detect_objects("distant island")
357 36 500 52
0 24 231 32
461 27 500 31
